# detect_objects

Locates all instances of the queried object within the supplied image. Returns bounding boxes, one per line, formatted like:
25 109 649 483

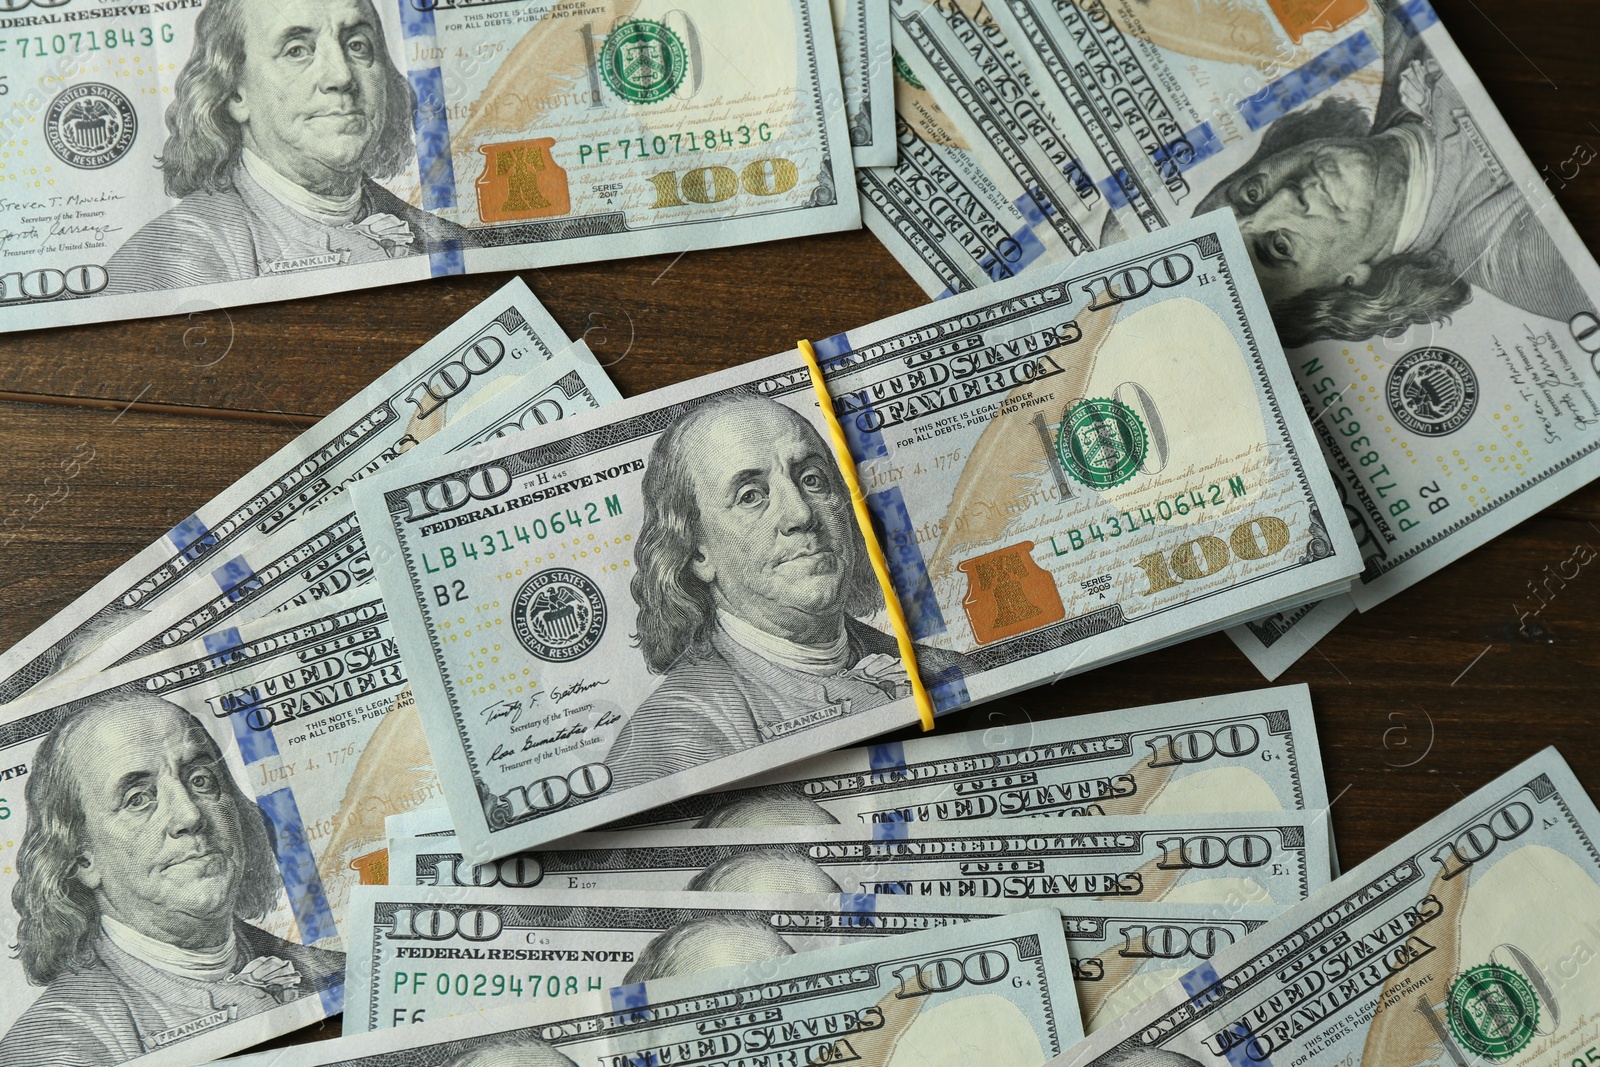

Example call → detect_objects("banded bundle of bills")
1 0 1592 1055
868 0 1600 675
0 0 881 333
351 212 1360 858
0 190 1363 1064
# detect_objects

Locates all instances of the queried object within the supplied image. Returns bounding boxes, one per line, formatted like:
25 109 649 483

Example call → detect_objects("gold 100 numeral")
649 158 799 208
1134 515 1292 595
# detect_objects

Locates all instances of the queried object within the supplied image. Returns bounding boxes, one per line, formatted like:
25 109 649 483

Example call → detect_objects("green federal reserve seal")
601 20 688 104
1057 398 1148 489
1447 964 1540 1061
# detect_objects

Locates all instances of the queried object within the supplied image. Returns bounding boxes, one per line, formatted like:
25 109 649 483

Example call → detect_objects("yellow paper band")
797 338 935 732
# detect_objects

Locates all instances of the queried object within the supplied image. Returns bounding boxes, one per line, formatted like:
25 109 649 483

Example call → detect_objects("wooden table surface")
3 0 1598 1053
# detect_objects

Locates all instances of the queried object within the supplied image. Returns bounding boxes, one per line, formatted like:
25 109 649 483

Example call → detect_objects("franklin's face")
229 0 389 193
1219 137 1399 307
65 701 246 949
686 403 856 643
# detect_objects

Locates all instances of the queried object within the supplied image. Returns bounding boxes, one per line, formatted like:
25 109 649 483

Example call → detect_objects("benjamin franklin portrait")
1194 0 1593 347
0 692 343 1066
103 0 473 295
603 394 970 790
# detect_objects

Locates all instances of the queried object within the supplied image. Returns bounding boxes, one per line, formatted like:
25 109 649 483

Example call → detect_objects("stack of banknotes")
866 0 1600 675
0 236 1593 1067
5 0 1597 672
0 0 1598 1065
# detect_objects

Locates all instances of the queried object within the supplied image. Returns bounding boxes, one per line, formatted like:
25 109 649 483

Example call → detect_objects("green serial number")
578 125 774 164
391 971 602 999
2 25 176 57
1047 476 1248 555
422 498 622 574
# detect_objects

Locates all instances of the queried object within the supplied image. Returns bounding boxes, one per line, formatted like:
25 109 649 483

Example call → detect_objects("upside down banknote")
965 0 1600 675
387 812 1332 907
608 684 1329 831
353 211 1360 857
0 0 859 333
1048 746 1600 1067
344 886 1278 1035
233 909 1082 1067
0 277 578 705
70 338 621 678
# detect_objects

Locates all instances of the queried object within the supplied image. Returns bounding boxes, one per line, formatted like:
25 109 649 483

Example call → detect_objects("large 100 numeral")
650 158 800 208
1118 923 1237 960
1145 724 1260 767
493 763 614 824
406 334 508 420
427 853 544 890
387 905 503 941
401 465 512 522
1429 800 1533 879
1134 516 1291 594
891 950 1010 998
0 266 108 303
1156 833 1272 870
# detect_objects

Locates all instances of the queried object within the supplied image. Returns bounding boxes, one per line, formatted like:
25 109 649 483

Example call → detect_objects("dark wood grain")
1 0 1598 1056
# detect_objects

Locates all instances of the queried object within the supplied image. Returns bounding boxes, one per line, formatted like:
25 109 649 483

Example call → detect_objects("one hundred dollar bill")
72 350 621 677
0 590 422 1063
229 909 1081 1067
836 0 897 165
0 278 573 705
344 886 1278 1035
611 684 1329 830
981 0 1600 674
352 211 1360 857
0 0 859 333
1047 746 1600 1067
859 53 1074 297
387 813 1333 907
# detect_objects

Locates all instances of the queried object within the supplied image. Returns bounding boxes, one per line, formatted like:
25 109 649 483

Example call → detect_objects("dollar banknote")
231 908 1081 1067
0 278 579 705
71 348 621 678
0 0 859 333
608 683 1328 831
888 1 1119 266
344 886 1279 1035
0 592 414 1062
977 0 1600 675
386 812 1332 907
352 211 1360 857
858 53 1074 297
0 586 437 939
1047 746 1600 1067
836 0 897 164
